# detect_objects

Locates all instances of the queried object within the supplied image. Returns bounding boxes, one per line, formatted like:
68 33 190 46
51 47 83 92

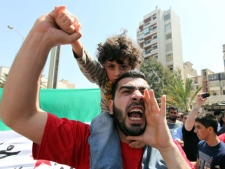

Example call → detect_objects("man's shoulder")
198 140 206 147
176 120 183 125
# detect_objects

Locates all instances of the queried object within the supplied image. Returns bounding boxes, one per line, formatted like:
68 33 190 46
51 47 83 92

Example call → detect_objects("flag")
0 88 101 169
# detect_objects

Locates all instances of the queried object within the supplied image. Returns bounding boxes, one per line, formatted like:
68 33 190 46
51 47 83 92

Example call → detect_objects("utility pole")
47 46 61 89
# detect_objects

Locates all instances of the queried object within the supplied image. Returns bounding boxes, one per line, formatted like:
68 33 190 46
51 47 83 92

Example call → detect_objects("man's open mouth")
128 108 143 121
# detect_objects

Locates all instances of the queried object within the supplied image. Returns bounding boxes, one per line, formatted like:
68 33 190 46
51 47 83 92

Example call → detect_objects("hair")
178 113 184 119
96 35 142 69
168 106 178 112
195 112 218 133
219 112 225 127
111 70 146 99
214 110 221 116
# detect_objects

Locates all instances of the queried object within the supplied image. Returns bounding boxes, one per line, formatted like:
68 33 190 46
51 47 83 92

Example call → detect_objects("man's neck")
117 127 131 144
206 135 221 146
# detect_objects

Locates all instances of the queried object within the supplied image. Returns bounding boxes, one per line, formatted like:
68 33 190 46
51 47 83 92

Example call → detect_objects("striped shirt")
73 48 112 112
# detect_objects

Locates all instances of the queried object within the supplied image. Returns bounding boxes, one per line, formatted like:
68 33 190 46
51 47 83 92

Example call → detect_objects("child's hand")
128 140 145 149
54 6 82 34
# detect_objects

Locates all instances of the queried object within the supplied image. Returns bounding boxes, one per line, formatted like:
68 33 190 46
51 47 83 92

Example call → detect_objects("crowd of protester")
167 96 225 168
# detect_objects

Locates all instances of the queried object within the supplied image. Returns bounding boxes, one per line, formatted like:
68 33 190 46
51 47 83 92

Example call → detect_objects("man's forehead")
117 77 149 89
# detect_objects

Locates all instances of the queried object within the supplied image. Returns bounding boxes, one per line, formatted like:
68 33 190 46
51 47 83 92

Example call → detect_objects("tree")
0 73 8 88
163 69 202 112
140 57 172 99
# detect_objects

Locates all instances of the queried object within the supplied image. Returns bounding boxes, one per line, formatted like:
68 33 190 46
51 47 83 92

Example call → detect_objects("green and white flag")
0 88 101 169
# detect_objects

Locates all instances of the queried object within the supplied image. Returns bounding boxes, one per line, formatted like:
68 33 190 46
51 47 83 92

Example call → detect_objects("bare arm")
55 6 105 85
194 159 199 169
185 93 207 131
0 8 81 144
54 6 83 58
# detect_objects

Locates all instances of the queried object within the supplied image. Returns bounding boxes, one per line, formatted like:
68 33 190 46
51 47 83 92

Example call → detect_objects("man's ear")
208 126 214 134
108 100 113 115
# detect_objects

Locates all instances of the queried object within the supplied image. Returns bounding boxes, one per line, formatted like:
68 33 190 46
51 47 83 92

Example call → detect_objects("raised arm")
185 93 207 131
54 6 105 86
54 6 83 58
0 7 81 144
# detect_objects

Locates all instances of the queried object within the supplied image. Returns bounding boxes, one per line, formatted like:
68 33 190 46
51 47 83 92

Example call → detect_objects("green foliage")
140 58 202 112
140 57 172 99
164 69 202 112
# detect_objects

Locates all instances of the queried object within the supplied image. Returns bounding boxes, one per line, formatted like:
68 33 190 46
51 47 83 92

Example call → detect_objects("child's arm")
54 6 104 85
54 6 83 58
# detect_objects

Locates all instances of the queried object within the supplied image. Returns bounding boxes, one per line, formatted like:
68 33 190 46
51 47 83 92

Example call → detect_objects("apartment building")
137 7 184 76
0 66 10 77
0 66 75 89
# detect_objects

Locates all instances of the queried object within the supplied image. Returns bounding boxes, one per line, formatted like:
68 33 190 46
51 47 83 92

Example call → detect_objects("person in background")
0 7 194 169
214 110 222 132
183 93 207 162
194 113 225 169
167 106 183 138
177 112 184 122
218 111 225 135
173 112 188 147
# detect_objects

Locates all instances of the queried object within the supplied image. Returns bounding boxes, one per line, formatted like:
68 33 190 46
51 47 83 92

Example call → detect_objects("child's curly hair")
96 35 142 69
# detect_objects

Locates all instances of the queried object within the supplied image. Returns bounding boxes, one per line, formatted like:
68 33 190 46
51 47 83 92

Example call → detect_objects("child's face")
104 59 132 83
194 122 210 140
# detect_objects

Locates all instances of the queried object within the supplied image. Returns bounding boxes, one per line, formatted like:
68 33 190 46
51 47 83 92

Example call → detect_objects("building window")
153 35 157 39
144 40 151 45
165 23 171 31
166 54 173 62
151 25 157 30
144 27 150 35
166 33 172 40
153 45 157 49
145 49 151 55
139 33 144 41
144 22 150 26
153 15 156 20
164 13 171 21
166 43 172 52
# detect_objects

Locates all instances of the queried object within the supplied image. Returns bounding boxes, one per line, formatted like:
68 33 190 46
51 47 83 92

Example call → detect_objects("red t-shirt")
32 113 194 169
33 113 90 169
121 141 144 169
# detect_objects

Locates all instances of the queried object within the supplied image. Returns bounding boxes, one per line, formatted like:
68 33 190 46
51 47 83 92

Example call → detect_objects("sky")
1 0 225 89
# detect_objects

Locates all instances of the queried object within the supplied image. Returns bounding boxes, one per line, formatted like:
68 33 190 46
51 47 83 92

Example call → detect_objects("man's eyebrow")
118 85 149 91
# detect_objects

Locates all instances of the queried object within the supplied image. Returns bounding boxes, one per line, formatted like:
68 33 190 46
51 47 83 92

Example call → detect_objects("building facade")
0 66 10 77
185 62 225 112
0 66 75 89
137 7 184 75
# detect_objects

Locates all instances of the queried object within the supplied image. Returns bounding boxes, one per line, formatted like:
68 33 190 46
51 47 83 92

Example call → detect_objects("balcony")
144 22 150 28
143 40 151 48
151 48 158 55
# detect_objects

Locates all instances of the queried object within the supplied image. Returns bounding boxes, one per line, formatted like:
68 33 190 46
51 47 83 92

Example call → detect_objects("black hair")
111 70 146 99
195 113 218 133
214 110 222 116
168 106 178 112
219 112 225 127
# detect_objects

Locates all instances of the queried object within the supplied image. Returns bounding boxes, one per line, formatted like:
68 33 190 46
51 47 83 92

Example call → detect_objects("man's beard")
113 104 146 136
168 116 177 122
